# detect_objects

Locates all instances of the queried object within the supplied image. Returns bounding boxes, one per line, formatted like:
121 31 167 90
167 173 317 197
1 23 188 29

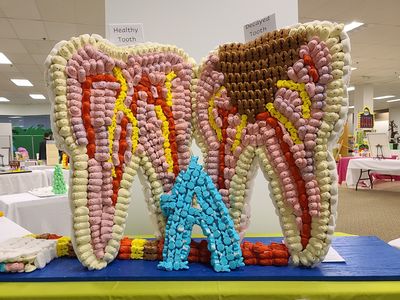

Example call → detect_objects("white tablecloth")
0 170 48 196
26 165 70 186
0 216 32 243
0 192 72 236
346 158 400 187
27 165 54 171
43 169 70 186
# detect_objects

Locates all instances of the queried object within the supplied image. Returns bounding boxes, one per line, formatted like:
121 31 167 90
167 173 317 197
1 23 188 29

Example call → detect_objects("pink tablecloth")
337 156 400 185
337 157 361 184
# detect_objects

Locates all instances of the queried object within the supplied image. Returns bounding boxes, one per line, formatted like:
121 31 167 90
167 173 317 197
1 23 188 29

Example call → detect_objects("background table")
346 158 400 188
0 170 48 196
27 165 55 171
26 165 70 186
0 216 31 243
43 168 70 185
0 192 71 236
337 156 361 184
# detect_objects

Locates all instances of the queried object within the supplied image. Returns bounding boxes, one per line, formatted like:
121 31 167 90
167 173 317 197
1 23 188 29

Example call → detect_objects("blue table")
1 236 400 282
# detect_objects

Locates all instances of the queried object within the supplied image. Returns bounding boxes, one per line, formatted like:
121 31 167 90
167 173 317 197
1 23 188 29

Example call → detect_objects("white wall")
347 112 354 134
0 123 13 163
389 107 400 124
105 0 298 63
374 112 389 134
0 104 51 116
106 0 298 235
375 120 389 134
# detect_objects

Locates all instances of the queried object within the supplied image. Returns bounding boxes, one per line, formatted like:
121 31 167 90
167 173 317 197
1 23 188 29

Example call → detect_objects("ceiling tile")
31 54 48 65
0 38 27 53
350 24 400 47
74 0 104 25
36 0 75 23
44 22 77 40
0 64 20 73
21 39 55 55
0 0 41 19
0 18 17 38
4 53 36 65
13 64 43 74
9 19 48 40
76 24 105 36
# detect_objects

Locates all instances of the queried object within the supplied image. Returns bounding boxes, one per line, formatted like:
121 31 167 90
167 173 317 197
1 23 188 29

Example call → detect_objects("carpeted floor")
336 181 400 242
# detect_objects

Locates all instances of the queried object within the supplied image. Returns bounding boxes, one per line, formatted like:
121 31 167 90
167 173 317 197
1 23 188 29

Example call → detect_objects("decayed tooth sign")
45 21 350 270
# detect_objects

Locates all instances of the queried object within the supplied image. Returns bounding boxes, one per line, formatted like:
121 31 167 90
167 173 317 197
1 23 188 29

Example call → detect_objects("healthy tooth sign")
45 21 350 270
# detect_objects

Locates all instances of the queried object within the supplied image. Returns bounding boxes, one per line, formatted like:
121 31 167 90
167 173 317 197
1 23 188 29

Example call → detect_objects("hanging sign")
107 23 144 45
244 14 276 42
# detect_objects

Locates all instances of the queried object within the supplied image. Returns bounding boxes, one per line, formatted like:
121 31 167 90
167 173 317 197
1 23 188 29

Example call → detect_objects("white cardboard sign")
244 14 277 42
108 23 144 45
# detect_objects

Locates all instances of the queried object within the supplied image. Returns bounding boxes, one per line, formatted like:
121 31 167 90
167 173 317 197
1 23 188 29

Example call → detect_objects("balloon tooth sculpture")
45 20 350 271
45 35 195 270
193 21 350 267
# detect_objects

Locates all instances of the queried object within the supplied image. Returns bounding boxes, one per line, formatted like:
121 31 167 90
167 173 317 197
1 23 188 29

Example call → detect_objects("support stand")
374 144 385 160
356 169 373 191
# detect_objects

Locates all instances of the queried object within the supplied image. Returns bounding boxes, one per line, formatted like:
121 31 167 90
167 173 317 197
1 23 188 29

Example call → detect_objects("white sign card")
322 246 345 263
108 23 144 45
244 14 277 42
367 133 391 158
46 142 59 166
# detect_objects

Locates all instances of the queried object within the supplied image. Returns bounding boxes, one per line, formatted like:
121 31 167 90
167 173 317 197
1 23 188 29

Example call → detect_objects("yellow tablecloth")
1 281 400 300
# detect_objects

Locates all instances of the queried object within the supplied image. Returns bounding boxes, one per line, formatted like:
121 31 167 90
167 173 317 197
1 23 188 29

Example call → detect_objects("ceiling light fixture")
11 79 33 87
29 94 46 100
373 95 395 100
0 52 12 64
351 67 357 71
344 21 364 32
348 106 354 109
0 97 10 102
387 99 400 103
347 86 355 92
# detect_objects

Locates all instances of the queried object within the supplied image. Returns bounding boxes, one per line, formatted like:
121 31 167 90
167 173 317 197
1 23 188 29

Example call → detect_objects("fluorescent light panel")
387 99 400 103
351 67 357 70
347 86 355 92
373 95 395 100
344 21 364 32
0 52 12 64
348 106 354 109
29 94 46 100
0 97 10 102
11 79 33 87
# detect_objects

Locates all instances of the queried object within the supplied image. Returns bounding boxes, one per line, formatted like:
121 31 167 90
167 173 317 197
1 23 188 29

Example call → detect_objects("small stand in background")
52 165 67 194
375 144 385 160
